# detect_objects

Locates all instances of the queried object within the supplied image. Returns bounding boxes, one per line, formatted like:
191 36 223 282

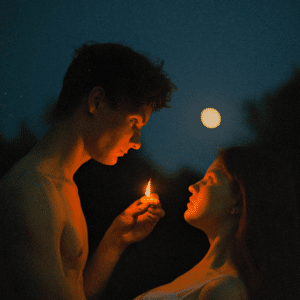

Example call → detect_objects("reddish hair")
217 145 300 300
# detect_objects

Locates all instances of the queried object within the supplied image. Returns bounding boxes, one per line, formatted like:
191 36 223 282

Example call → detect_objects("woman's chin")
184 209 194 225
184 209 203 229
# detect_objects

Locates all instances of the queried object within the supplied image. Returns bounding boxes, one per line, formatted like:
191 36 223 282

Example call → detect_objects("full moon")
201 108 221 128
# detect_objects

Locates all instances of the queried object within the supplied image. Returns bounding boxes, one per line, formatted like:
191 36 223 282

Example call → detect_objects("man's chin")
96 156 118 166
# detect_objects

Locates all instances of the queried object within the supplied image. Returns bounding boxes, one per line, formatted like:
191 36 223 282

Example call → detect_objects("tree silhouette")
0 121 38 179
242 67 300 209
243 68 300 146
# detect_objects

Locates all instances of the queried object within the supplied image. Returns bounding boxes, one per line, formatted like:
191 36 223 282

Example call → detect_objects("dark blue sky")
1 0 299 174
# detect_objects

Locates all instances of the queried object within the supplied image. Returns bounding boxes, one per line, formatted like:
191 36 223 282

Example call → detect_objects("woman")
134 145 300 300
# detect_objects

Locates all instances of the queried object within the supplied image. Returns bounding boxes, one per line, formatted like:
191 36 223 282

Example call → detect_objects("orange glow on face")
145 180 151 197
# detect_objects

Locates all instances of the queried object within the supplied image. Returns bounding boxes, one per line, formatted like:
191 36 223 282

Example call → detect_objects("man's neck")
31 120 91 182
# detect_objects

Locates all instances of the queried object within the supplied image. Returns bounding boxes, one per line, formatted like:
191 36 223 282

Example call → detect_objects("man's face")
85 103 153 165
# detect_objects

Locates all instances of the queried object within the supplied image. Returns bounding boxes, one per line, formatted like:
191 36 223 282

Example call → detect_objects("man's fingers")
124 197 164 219
140 195 161 207
127 202 151 218
150 193 159 199
148 207 165 218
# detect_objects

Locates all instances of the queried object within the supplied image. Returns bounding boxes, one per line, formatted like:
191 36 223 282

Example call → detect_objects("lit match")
141 179 159 205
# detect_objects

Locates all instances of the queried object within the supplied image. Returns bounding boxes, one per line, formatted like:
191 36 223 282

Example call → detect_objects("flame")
145 179 151 197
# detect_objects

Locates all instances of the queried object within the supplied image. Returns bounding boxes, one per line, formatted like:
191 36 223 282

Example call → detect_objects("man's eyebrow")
132 113 146 124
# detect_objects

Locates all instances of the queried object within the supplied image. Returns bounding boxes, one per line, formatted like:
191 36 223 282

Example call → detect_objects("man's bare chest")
58 185 89 275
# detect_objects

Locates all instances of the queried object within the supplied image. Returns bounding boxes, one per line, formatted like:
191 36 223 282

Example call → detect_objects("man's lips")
118 150 128 157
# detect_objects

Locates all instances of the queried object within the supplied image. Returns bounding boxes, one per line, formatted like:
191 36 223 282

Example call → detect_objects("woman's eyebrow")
206 169 223 179
206 171 216 178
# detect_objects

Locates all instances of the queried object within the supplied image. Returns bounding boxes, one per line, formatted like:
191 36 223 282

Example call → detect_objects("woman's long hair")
217 145 300 300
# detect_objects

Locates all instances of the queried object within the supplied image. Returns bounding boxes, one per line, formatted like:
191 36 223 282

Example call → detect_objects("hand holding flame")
105 179 164 245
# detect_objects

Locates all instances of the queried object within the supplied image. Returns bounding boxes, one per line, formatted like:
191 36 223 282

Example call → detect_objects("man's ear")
88 86 105 115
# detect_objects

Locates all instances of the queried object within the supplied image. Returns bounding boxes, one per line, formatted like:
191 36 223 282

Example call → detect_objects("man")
0 42 176 300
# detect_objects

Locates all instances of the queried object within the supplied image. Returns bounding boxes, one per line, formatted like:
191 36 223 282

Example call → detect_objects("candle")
141 179 159 205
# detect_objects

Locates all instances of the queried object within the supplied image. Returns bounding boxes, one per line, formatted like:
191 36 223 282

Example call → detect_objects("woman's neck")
199 223 238 273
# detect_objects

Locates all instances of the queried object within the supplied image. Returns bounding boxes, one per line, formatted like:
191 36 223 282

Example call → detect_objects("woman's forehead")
208 158 225 172
207 158 232 180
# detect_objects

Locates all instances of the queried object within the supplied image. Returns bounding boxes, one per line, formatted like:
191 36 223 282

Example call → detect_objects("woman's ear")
233 201 243 215
232 192 243 215
88 86 105 115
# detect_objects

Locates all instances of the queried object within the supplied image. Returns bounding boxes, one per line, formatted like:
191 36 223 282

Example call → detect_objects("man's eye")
131 119 138 125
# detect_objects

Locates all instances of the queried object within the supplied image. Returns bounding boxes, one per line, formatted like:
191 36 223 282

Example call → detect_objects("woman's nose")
189 184 198 194
190 181 201 193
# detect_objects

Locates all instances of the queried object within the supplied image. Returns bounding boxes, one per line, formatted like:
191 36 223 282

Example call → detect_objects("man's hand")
84 194 165 299
105 194 165 246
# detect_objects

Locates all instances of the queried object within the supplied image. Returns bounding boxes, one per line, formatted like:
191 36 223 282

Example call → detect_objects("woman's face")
184 158 237 230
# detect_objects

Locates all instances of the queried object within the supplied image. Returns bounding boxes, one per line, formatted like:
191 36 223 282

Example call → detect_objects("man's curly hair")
53 42 177 121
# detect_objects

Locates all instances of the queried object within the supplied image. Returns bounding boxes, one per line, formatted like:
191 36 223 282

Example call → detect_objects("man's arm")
83 196 165 300
0 185 87 300
83 231 128 300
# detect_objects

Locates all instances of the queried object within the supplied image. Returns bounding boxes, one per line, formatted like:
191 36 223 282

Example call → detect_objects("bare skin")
0 87 165 300
183 158 248 299
133 159 248 300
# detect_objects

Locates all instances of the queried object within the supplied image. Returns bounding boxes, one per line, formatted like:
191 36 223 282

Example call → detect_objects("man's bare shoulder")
0 157 66 229
198 275 249 300
0 157 85 299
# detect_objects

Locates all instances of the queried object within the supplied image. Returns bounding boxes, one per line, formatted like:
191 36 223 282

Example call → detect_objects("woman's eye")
201 176 212 184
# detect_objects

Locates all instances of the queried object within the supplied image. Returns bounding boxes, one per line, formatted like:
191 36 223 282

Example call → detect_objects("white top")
134 274 231 300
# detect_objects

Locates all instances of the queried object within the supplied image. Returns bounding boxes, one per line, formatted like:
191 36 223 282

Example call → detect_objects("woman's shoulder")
198 275 249 300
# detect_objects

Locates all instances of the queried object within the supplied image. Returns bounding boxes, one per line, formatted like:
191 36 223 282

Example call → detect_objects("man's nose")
130 131 141 150
132 142 141 150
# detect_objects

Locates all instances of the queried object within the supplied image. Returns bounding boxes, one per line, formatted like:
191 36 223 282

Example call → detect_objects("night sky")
1 0 299 174
1 1 300 299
